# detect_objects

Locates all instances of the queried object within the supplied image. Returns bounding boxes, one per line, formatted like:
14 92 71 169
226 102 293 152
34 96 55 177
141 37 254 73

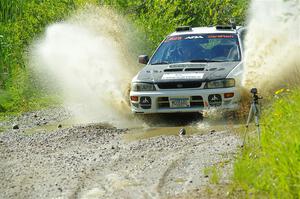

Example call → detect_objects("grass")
204 165 221 185
0 92 61 121
230 88 300 198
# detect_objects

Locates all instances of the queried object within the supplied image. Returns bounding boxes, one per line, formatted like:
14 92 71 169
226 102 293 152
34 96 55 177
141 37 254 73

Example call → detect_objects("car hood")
134 62 240 83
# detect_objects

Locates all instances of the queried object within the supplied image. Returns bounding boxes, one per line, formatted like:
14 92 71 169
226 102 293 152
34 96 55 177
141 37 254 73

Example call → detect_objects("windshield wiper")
151 61 169 65
189 59 223 63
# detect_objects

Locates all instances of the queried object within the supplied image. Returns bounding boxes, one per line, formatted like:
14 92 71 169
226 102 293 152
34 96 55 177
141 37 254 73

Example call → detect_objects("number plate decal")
169 97 190 108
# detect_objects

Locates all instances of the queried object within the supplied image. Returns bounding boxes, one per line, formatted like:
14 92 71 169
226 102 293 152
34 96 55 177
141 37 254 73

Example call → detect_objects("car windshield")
150 33 241 65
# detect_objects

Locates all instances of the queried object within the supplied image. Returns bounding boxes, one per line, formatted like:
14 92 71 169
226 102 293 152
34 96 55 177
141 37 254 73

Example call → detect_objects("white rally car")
130 25 246 114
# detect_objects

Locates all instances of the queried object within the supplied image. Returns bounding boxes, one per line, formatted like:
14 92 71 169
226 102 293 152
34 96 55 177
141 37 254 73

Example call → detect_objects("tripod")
243 88 262 145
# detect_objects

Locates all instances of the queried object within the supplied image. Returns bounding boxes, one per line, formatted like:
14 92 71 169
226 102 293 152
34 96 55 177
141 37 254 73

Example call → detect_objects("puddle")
124 118 243 141
124 126 200 141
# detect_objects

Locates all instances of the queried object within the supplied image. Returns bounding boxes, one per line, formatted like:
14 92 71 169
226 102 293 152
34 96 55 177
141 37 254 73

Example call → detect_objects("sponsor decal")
141 97 150 104
208 34 235 38
162 73 204 80
166 36 183 42
185 35 203 39
140 96 152 109
165 34 236 42
211 95 219 101
208 94 222 106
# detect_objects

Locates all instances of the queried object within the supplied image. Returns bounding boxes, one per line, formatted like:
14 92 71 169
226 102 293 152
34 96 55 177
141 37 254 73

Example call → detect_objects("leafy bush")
101 0 249 51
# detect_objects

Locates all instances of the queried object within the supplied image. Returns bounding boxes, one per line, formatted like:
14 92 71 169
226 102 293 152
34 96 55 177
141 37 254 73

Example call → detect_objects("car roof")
169 26 243 37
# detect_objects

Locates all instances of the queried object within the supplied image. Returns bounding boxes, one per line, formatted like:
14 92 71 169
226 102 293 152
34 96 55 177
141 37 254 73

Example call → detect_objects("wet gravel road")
0 108 241 199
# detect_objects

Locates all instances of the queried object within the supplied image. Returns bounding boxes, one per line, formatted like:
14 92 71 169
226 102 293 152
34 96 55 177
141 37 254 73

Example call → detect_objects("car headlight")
205 78 235 89
131 83 156 91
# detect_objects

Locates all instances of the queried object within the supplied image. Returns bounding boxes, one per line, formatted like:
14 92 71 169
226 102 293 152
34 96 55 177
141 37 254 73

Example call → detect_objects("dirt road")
0 108 241 198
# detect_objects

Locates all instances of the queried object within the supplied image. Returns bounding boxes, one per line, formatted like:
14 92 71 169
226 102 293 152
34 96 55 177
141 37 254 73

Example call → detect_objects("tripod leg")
243 104 254 145
246 104 254 128
254 105 261 144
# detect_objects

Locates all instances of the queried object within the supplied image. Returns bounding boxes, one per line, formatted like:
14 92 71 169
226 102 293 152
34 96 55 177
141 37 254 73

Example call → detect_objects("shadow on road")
136 112 203 127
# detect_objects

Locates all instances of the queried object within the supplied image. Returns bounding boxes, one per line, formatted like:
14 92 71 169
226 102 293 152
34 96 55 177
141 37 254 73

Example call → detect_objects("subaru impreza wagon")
130 25 246 114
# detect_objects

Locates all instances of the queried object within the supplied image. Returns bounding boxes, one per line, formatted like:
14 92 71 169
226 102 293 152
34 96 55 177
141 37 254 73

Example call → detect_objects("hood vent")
185 68 204 71
164 68 183 72
164 68 204 72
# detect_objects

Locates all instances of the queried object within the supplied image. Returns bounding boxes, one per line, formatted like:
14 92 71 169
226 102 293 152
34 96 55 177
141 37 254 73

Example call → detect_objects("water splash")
30 6 144 128
243 0 300 93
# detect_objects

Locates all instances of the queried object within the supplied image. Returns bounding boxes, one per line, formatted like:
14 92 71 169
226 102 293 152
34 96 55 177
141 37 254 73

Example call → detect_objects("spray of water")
243 0 300 93
30 6 145 128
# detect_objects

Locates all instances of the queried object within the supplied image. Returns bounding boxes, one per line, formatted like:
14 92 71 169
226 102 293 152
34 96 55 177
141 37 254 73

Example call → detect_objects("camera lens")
250 88 257 94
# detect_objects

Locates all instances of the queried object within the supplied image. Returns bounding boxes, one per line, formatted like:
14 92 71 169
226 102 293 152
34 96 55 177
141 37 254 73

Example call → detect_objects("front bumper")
130 87 240 114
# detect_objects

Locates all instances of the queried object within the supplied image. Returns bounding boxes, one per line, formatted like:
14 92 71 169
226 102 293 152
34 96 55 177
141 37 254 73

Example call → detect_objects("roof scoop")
176 26 192 32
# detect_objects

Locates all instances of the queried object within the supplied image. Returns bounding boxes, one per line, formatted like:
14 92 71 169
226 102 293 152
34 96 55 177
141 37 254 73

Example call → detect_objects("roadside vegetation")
230 89 300 198
101 0 248 49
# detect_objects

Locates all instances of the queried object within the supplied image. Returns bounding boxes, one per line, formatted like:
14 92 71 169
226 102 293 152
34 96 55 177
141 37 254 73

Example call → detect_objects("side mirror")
138 55 149 64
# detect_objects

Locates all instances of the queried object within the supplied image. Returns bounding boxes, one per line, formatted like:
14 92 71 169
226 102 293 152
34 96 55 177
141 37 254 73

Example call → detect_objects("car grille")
157 81 202 89
157 96 204 109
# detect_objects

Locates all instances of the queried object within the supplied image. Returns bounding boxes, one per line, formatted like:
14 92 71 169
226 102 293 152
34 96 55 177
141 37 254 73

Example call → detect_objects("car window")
150 33 241 64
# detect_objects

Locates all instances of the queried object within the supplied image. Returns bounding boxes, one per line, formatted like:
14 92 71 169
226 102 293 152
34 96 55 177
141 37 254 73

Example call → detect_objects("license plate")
169 97 190 108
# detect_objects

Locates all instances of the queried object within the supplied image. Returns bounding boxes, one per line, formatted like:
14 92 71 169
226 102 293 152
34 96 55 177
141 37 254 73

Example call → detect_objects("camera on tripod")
250 87 262 104
244 87 263 145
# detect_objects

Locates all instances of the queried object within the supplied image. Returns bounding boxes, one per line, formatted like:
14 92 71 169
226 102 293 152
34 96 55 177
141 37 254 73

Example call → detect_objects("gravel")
0 108 241 199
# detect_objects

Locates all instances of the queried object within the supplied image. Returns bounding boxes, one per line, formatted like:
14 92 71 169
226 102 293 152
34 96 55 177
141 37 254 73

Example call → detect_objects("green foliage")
101 0 249 52
0 0 96 114
231 89 300 198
